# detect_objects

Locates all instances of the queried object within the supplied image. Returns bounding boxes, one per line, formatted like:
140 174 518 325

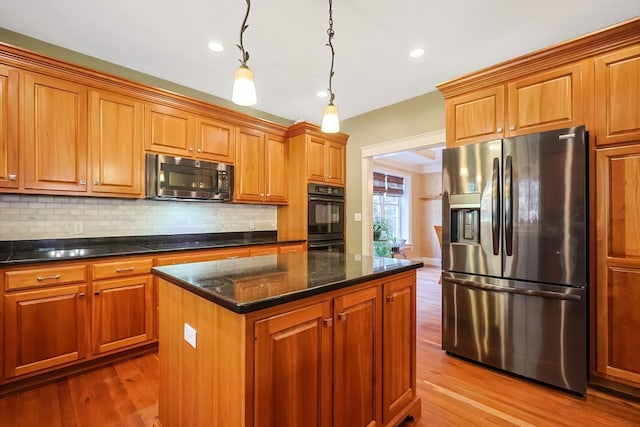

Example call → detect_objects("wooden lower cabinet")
91 275 154 354
595 145 640 388
255 301 333 427
3 284 88 378
382 275 417 423
157 270 419 427
333 286 382 427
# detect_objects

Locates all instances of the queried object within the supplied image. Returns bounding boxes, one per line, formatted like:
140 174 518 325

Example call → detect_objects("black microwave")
145 154 234 201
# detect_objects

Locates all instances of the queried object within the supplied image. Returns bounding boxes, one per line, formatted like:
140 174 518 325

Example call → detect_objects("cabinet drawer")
155 247 251 266
92 258 153 280
5 265 87 291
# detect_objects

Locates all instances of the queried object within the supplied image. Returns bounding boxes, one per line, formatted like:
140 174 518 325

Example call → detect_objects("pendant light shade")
321 0 339 133
232 64 257 106
321 103 340 133
232 0 257 106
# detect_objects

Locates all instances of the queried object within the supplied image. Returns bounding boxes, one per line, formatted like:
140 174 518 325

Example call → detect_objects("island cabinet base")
157 270 420 427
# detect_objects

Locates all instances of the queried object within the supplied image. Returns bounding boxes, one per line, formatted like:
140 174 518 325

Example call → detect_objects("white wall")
0 195 277 241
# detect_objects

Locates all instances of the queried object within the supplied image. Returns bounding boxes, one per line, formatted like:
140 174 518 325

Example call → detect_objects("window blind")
373 172 404 196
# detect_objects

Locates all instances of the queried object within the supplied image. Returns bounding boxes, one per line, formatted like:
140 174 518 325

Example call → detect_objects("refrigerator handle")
504 155 513 256
491 157 500 255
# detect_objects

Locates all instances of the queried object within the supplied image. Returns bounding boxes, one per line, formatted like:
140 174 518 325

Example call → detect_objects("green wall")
341 91 446 254
0 27 292 126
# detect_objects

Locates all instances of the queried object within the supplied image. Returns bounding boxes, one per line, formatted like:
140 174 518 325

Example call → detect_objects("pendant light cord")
237 0 251 66
326 0 335 105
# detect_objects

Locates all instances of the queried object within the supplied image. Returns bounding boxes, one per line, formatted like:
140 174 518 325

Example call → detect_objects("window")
373 171 409 243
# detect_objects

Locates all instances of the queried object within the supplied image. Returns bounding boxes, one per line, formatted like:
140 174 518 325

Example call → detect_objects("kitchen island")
152 252 423 427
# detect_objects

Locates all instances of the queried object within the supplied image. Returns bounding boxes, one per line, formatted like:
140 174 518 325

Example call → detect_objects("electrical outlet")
184 323 197 349
354 213 362 222
72 221 84 235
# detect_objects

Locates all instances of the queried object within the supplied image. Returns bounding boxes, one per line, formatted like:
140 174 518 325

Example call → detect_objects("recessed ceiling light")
409 48 424 58
317 90 328 98
208 42 224 52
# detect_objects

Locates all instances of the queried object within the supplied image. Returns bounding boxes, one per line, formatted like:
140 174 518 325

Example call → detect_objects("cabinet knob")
79 180 86 185
509 125 516 131
386 294 395 303
8 174 16 181
260 193 265 197
93 180 100 186
323 318 333 327
496 127 503 133
338 312 347 321
197 148 202 153
94 291 101 296
189 147 194 151
79 293 86 298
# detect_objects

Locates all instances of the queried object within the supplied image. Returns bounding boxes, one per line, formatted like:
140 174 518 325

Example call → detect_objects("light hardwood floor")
1 266 639 426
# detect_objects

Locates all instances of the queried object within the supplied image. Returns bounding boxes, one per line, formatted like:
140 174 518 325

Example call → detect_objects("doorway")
360 129 445 265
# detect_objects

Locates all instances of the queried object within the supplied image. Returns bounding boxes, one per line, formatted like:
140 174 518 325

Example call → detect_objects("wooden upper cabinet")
235 126 265 203
507 62 583 136
446 86 505 147
595 45 640 146
144 103 195 156
596 145 640 387
307 136 346 186
0 66 19 190
445 62 583 146
195 117 236 164
89 90 143 196
264 133 287 203
23 72 88 192
326 141 345 186
235 127 287 204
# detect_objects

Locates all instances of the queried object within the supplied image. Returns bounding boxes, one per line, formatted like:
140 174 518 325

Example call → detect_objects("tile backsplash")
0 195 277 241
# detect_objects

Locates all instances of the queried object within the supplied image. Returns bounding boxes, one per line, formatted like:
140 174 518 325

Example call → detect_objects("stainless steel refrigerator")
441 125 587 394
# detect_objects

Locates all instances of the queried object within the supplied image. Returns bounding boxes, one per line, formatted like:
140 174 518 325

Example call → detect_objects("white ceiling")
0 1 638 125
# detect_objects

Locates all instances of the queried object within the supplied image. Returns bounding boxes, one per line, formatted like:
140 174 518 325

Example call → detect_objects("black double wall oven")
307 183 345 252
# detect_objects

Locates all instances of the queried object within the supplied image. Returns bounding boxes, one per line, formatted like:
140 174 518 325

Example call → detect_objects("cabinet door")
507 62 583 136
334 286 382 427
326 141 345 186
382 274 416 424
264 133 287 203
596 145 640 386
4 284 88 378
92 275 154 354
0 65 19 189
89 90 143 196
195 116 236 163
446 85 505 147
235 127 265 202
144 103 195 156
307 136 328 182
595 45 640 146
23 73 88 192
254 301 332 427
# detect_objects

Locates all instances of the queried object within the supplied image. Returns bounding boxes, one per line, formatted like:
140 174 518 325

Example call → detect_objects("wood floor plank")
0 266 639 426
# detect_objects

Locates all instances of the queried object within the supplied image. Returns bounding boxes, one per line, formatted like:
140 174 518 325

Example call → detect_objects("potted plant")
373 217 391 241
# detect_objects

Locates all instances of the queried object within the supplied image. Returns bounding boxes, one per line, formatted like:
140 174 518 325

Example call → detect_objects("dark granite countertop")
152 252 423 314
0 231 302 265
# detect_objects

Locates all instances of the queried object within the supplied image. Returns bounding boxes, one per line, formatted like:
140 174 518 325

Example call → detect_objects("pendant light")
321 0 340 133
232 0 257 106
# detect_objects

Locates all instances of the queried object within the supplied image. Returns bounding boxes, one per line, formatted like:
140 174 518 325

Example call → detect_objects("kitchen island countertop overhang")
151 251 424 313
